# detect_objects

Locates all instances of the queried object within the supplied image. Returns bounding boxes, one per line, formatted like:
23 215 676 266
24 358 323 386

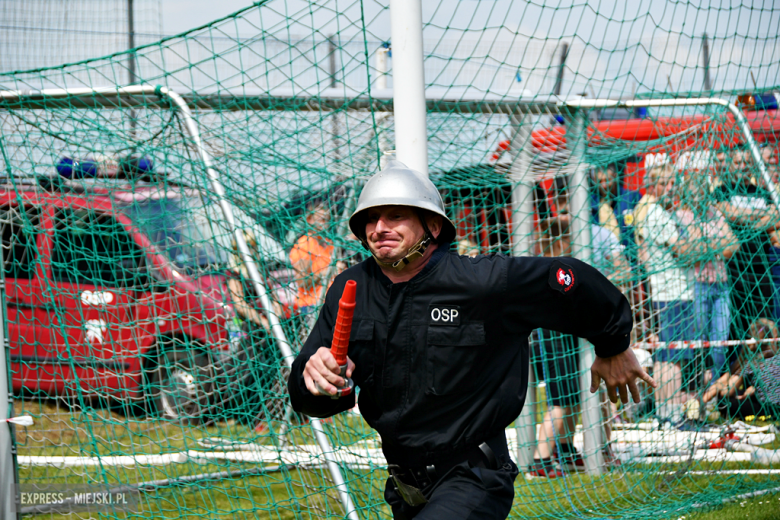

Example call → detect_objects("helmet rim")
348 160 456 244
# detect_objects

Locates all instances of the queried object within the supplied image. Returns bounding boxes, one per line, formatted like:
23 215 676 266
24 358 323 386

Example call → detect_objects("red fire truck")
493 92 780 193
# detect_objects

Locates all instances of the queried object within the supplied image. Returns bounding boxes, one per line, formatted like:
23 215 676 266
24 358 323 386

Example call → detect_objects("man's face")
596 167 617 197
715 151 728 171
364 206 425 262
747 320 778 359
307 207 329 232
762 147 777 166
555 193 570 215
770 164 780 186
732 151 751 182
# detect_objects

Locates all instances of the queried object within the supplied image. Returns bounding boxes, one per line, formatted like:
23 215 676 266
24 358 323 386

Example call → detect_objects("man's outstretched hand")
590 348 657 404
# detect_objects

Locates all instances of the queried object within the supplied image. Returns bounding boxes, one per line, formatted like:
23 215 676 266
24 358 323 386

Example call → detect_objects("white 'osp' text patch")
428 304 461 326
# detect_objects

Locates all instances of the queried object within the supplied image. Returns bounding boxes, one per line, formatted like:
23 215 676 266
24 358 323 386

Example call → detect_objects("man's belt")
387 432 505 506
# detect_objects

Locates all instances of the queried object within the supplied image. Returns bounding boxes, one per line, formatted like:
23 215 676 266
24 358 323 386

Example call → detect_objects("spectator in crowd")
761 144 777 173
590 164 643 248
675 172 740 386
634 163 696 424
228 230 271 331
758 145 780 329
703 318 780 420
711 149 730 190
713 149 779 343
225 230 280 427
591 164 653 345
529 177 630 477
289 201 343 315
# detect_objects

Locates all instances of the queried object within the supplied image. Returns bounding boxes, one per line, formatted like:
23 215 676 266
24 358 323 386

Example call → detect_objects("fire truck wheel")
149 339 214 424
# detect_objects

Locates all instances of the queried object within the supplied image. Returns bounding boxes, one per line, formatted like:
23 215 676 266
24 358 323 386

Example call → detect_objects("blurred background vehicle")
2 160 293 423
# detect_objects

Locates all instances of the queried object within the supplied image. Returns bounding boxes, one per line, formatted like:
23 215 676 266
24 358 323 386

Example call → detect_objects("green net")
0 1 779 518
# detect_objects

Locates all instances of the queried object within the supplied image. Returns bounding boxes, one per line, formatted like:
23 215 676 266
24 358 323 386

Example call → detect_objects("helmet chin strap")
370 234 432 272
367 209 437 272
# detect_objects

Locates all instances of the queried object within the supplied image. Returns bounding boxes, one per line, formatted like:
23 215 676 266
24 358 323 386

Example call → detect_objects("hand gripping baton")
317 280 356 399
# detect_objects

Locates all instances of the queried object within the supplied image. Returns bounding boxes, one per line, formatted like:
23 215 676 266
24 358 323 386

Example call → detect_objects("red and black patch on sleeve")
548 260 577 295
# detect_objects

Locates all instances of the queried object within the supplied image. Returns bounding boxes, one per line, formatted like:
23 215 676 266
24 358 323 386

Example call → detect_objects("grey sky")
155 0 778 96
1 1 776 96
0 0 776 186
162 0 251 34
162 0 778 40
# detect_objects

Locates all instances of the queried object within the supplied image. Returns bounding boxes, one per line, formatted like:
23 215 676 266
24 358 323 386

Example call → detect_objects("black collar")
418 243 449 278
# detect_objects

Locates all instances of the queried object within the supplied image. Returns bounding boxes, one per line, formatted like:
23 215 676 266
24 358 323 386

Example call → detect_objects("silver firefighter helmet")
349 159 456 243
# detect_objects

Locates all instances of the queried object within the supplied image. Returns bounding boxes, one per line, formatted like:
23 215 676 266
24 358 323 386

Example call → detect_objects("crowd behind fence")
523 147 780 455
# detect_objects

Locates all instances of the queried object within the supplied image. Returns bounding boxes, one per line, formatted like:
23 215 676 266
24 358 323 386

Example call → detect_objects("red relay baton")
317 280 357 399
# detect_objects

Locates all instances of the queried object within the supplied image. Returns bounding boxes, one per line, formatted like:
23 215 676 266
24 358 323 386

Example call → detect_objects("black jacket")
288 248 632 467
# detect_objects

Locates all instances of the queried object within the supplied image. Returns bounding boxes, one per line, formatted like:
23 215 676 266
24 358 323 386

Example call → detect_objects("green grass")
663 493 780 520
20 464 389 519
19 459 780 519
12 399 780 519
21 466 779 520
12 397 375 458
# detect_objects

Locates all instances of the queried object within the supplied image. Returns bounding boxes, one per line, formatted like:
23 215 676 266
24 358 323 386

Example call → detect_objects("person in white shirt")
675 172 739 387
635 163 696 423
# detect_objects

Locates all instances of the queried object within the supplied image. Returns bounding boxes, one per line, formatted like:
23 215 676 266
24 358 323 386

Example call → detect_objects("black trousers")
726 253 774 340
718 394 780 420
384 454 518 519
532 329 580 408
